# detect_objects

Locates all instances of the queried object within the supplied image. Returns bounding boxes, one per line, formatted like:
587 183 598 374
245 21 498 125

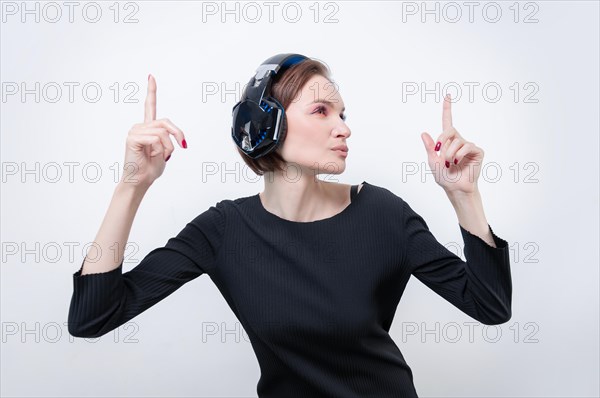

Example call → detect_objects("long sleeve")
402 199 512 325
67 202 226 338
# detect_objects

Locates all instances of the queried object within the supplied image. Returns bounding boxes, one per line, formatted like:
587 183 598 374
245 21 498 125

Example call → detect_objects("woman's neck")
259 173 347 223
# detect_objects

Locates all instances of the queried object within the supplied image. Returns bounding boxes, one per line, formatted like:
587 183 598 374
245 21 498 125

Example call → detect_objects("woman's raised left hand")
421 94 484 196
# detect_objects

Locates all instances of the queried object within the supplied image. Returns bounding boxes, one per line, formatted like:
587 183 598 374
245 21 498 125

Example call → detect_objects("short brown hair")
235 57 332 176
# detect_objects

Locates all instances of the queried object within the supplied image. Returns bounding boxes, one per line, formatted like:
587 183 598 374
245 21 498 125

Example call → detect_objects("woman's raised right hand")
120 74 187 189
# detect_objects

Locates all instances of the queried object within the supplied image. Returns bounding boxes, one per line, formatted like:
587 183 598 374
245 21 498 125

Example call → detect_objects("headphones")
231 53 309 159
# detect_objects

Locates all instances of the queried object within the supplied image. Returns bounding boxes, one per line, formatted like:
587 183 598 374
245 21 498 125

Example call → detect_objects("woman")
68 54 512 398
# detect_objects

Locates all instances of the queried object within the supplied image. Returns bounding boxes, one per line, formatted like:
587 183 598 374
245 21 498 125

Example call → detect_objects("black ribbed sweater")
68 180 512 397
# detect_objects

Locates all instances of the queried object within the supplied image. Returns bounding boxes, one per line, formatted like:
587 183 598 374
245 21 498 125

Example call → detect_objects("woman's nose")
334 121 351 138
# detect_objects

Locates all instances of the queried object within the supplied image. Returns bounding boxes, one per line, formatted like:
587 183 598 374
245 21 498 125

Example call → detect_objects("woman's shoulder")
209 192 257 215
359 180 405 202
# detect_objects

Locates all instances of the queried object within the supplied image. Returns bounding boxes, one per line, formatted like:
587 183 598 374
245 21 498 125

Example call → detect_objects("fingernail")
165 155 171 162
182 139 188 149
435 142 441 151
148 74 151 81
445 160 450 168
454 158 457 164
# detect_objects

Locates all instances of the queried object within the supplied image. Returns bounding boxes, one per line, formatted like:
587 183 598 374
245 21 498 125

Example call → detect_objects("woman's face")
277 74 351 176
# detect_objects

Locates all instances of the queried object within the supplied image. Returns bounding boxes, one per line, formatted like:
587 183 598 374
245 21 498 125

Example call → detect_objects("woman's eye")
314 105 346 121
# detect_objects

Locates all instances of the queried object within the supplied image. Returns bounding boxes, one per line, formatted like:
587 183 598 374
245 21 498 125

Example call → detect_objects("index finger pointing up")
145 74 157 123
442 93 452 131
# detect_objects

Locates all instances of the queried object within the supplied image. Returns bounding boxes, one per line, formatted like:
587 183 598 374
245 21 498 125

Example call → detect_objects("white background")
1 1 598 397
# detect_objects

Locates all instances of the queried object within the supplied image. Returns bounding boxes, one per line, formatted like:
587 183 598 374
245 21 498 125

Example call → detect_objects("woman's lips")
331 145 348 152
332 149 348 157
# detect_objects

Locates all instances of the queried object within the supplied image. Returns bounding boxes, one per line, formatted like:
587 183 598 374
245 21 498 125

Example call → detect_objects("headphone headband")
231 53 309 159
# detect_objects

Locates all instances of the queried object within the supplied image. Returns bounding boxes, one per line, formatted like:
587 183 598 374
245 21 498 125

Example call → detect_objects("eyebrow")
307 99 346 113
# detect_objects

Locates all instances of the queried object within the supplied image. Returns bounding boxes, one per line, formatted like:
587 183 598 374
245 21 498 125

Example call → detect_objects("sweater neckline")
254 181 368 225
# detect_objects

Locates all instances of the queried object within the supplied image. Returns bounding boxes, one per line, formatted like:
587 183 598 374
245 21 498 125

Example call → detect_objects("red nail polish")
445 160 450 168
182 139 187 149
435 142 441 151
165 155 171 162
454 158 457 164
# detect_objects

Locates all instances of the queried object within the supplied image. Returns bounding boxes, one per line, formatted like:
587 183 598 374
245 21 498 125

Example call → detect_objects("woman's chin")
319 159 346 175
291 158 347 175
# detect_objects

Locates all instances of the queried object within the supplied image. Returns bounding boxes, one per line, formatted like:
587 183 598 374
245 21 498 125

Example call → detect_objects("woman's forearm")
446 189 496 248
80 182 150 275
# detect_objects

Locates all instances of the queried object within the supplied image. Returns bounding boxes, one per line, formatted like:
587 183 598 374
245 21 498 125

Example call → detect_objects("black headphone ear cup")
265 97 287 154
277 112 288 151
